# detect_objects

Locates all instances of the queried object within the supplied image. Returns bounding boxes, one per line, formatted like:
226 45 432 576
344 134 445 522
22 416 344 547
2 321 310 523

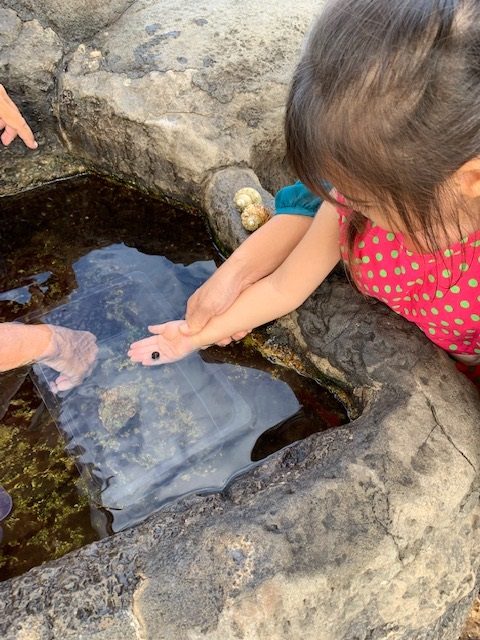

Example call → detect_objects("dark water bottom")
0 175 348 581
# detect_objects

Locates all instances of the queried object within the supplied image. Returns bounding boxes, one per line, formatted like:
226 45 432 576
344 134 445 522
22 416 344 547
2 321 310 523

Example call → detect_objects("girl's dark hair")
285 0 480 262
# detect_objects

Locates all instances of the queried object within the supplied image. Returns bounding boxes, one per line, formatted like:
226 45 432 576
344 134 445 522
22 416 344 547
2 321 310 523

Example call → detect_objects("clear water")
0 176 348 579
31 258 301 533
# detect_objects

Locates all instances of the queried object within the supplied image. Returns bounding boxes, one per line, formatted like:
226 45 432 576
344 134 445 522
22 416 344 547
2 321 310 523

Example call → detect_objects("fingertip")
53 375 73 392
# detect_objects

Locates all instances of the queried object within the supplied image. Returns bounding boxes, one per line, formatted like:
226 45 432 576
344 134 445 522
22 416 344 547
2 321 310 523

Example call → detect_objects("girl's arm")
129 201 340 364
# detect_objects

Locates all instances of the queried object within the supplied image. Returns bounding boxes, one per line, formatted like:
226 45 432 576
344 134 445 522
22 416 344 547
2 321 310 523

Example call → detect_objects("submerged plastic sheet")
0 486 12 521
31 269 300 532
0 485 12 543
32 272 251 526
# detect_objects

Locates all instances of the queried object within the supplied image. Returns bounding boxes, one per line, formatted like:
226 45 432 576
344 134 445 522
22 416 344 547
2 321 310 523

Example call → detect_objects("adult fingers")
178 320 199 336
1 125 17 146
17 120 38 149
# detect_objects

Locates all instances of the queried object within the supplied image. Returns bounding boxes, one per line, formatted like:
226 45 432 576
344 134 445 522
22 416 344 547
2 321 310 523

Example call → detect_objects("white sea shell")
233 187 263 211
240 204 272 231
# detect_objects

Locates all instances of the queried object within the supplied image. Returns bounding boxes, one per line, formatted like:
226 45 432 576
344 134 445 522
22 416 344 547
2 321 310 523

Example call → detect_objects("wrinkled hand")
0 84 38 149
180 268 251 344
39 325 98 393
128 321 198 366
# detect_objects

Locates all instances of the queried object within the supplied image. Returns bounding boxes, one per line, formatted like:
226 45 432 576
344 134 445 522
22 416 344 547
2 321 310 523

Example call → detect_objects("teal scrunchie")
274 181 327 217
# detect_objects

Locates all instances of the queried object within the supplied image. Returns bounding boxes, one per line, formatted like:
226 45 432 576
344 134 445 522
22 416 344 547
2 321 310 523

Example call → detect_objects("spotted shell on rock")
233 187 263 211
240 204 272 231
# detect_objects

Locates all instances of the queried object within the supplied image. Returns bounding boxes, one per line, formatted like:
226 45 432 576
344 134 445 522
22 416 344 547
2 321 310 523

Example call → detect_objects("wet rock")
0 10 63 132
0 4 73 191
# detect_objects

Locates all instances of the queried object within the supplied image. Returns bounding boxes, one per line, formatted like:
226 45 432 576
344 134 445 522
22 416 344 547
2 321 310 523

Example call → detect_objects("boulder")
0 1 479 638
57 0 313 201
0 0 136 43
0 4 84 195
1 270 479 640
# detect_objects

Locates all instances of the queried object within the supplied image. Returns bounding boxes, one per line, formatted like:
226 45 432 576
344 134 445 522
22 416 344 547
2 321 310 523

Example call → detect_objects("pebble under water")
0 175 348 581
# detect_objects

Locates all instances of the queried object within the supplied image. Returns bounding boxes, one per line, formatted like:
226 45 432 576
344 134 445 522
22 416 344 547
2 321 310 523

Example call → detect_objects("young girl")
129 0 480 387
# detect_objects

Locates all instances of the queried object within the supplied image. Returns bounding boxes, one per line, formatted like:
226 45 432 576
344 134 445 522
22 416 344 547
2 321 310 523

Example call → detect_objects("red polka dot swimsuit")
336 201 480 385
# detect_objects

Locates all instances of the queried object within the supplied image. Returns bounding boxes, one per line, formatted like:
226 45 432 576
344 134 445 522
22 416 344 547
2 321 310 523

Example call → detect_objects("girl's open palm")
128 321 197 365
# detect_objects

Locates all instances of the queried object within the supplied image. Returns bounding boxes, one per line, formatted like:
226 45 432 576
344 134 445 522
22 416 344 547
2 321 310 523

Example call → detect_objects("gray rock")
1 271 479 640
0 0 136 43
203 166 275 256
0 0 479 638
0 6 85 194
57 0 319 201
0 6 64 165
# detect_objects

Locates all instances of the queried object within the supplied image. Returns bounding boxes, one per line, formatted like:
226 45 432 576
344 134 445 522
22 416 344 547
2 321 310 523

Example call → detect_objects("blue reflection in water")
0 272 51 304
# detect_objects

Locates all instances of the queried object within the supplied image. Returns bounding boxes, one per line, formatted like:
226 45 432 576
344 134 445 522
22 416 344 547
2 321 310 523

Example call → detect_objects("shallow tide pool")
0 175 348 581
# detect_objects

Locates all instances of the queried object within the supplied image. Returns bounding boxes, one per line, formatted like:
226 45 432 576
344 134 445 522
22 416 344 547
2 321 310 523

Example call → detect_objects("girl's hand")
0 85 38 149
128 321 199 366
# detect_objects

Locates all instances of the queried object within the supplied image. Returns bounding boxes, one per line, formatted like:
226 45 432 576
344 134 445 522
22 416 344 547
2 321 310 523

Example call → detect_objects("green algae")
0 373 97 580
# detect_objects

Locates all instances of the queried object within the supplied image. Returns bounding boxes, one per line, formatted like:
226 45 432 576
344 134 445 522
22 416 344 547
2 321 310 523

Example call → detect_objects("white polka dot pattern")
337 205 480 356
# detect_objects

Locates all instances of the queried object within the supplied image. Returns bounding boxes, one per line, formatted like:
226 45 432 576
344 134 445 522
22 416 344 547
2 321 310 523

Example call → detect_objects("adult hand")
38 325 98 392
180 267 251 344
0 84 38 149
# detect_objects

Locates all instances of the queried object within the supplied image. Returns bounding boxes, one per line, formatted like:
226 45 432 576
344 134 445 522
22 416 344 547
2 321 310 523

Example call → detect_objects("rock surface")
0 4 81 194
1 275 479 640
0 0 480 639
203 166 275 256
57 0 309 200
1 0 136 43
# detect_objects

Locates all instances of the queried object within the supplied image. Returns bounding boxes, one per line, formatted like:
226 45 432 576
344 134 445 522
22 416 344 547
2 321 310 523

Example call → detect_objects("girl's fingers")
128 342 167 364
128 345 155 360
129 335 159 349
53 374 74 392
0 119 5 130
148 324 167 334
231 330 250 341
215 338 232 347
